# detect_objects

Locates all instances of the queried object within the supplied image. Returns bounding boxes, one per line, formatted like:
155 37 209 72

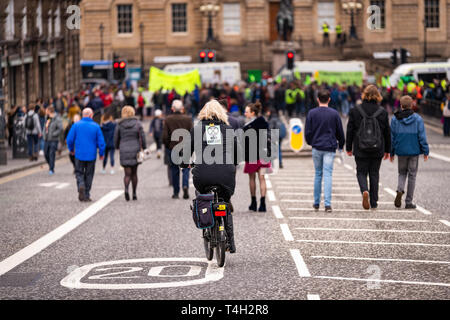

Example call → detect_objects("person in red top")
137 92 145 120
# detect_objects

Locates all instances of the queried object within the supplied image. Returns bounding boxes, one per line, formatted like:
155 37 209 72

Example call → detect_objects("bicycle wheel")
203 230 214 261
215 218 226 267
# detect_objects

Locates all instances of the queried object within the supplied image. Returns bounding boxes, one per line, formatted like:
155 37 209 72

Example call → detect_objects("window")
317 2 335 32
117 4 133 33
172 3 187 33
425 0 439 28
370 0 385 29
223 3 241 34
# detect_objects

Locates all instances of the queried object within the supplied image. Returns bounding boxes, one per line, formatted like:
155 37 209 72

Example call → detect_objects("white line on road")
313 276 450 287
266 179 272 189
429 152 450 163
280 224 294 241
295 239 450 247
272 205 284 219
282 199 392 204
290 249 311 277
416 205 433 215
289 217 429 223
344 164 353 170
279 192 382 197
274 182 359 186
294 227 450 234
267 190 276 201
271 177 355 181
276 186 361 191
55 183 70 189
384 187 397 197
286 208 410 213
311 255 450 264
439 220 450 227
307 294 321 300
0 190 124 277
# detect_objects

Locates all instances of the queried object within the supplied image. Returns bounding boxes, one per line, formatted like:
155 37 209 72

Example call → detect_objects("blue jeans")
341 100 350 116
312 148 336 207
27 134 39 157
103 147 115 168
44 140 58 171
167 148 190 195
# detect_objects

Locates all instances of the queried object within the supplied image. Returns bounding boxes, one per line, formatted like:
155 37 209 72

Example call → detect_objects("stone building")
0 0 82 112
79 0 449 78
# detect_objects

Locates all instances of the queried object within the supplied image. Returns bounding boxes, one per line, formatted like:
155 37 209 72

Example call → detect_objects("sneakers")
49 170 54 176
172 194 179 199
110 169 115 175
394 191 404 208
101 169 106 174
325 206 332 213
362 191 370 210
405 203 417 209
313 204 319 211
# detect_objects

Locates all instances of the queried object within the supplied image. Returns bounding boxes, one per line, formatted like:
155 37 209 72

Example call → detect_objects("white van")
390 62 450 87
163 62 241 85
277 60 367 79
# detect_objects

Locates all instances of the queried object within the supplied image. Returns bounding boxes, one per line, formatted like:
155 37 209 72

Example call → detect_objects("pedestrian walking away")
64 114 81 174
243 102 272 212
101 113 117 175
390 95 429 209
162 99 193 199
305 89 345 213
25 104 42 161
66 108 106 202
346 85 391 210
114 106 147 201
149 109 164 159
43 106 63 175
443 93 450 137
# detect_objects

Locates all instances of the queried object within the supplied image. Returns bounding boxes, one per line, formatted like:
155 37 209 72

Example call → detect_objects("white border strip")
416 205 432 215
272 205 284 219
294 227 449 234
267 190 276 202
290 249 311 277
429 152 450 163
295 239 450 247
311 255 450 264
280 224 294 241
289 217 429 222
0 190 124 276
439 220 450 227
314 276 450 287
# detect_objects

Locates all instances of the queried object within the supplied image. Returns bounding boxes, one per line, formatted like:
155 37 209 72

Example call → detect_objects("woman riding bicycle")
183 99 239 253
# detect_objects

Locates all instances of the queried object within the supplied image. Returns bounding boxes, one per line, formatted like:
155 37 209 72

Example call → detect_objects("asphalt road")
0 121 449 300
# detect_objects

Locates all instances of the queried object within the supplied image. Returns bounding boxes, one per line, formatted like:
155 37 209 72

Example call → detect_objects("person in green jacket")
322 22 330 47
295 85 306 116
335 23 342 46
285 82 297 117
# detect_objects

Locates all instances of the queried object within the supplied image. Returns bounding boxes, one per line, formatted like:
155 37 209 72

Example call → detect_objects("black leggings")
123 165 138 194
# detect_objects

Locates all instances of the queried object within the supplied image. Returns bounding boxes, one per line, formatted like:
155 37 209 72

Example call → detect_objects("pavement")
0 116 448 300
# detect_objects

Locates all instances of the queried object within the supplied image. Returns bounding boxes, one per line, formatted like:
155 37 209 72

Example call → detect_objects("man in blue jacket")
305 89 345 213
66 108 106 202
390 95 429 209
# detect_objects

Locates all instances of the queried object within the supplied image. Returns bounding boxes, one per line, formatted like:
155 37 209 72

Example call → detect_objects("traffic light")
391 49 398 66
199 51 206 63
286 51 295 70
207 50 216 62
400 48 408 64
113 60 127 80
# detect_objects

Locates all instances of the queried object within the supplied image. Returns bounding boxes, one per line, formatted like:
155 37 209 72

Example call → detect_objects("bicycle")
201 186 229 268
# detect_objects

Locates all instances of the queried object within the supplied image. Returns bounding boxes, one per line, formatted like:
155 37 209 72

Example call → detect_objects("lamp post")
342 1 362 40
139 22 144 76
200 3 220 43
99 23 104 60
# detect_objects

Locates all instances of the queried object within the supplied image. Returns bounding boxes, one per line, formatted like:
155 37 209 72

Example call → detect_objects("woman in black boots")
114 106 147 201
243 102 272 212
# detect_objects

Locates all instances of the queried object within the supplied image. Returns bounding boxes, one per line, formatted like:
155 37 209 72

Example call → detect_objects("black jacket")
242 116 272 162
346 101 391 158
114 117 147 166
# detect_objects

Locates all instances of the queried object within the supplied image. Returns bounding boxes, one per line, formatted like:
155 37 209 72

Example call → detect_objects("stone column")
0 1 10 112
14 0 26 107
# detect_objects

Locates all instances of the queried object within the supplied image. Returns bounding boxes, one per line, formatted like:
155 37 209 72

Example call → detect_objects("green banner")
247 69 262 83
148 67 201 95
317 71 363 86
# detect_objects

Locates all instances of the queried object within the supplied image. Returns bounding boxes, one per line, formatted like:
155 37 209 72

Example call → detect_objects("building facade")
0 0 82 113
80 0 450 77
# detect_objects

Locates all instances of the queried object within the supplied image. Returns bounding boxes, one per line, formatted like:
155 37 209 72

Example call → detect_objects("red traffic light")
207 51 215 59
287 52 294 59
199 51 206 58
119 61 126 68
113 62 119 68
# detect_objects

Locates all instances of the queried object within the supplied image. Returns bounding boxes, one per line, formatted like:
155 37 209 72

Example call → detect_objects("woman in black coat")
346 85 391 210
114 106 147 201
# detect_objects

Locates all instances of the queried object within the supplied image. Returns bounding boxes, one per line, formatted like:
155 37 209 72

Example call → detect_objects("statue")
277 0 294 41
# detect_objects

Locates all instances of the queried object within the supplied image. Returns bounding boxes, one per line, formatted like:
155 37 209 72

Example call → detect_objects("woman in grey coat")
114 106 147 201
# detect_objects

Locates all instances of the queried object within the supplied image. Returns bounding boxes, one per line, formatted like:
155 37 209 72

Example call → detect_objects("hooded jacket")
390 109 429 156
114 117 147 167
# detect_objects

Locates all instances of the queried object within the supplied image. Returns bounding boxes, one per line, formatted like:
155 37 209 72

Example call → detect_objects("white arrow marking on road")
280 224 294 241
290 249 311 277
0 190 123 277
271 205 284 219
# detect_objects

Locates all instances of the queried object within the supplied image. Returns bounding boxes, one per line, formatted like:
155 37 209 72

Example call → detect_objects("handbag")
443 101 450 118
136 124 145 164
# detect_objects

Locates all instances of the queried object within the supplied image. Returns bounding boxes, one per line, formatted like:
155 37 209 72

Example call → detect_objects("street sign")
289 118 304 153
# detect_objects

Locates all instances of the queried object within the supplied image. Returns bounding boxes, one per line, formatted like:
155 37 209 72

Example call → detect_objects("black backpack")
25 114 35 131
356 106 384 153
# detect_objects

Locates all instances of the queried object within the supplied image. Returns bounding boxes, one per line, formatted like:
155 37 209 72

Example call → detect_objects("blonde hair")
198 100 229 125
121 105 135 118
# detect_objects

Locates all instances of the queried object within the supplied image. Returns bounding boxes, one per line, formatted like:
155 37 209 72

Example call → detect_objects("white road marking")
313 276 450 287
416 205 433 215
290 249 311 277
286 208 411 213
295 239 450 247
280 224 294 241
307 294 321 300
267 190 276 201
276 186 361 191
429 152 450 163
271 177 355 181
266 179 272 189
289 217 429 223
384 187 397 197
282 199 392 204
279 192 381 198
0 190 124 277
294 227 449 234
39 182 60 187
311 255 450 264
439 220 450 227
344 164 353 170
275 182 359 185
272 205 284 219
55 183 70 189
